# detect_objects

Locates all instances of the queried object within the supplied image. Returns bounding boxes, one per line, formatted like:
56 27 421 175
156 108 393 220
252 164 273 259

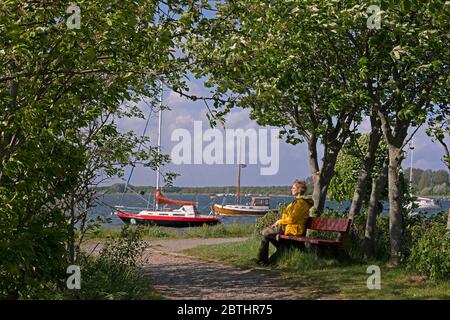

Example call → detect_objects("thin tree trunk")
312 163 336 214
387 146 404 266
447 208 450 230
376 106 409 267
68 197 76 265
363 159 388 260
307 134 322 214
348 116 382 219
308 138 339 215
0 79 19 181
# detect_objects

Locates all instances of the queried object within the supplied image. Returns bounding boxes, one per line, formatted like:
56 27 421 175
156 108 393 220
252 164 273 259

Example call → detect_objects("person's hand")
272 220 280 227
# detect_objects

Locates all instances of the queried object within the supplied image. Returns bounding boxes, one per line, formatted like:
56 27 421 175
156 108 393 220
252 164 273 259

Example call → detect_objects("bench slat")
306 217 351 233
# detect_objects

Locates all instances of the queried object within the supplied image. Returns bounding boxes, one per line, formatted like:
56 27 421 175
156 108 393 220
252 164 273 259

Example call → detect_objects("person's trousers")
257 225 283 263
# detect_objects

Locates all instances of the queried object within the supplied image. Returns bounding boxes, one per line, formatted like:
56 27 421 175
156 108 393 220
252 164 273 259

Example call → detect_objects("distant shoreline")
96 192 295 197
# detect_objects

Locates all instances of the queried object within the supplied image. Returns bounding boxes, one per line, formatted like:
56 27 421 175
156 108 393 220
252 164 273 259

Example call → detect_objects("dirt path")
141 238 309 300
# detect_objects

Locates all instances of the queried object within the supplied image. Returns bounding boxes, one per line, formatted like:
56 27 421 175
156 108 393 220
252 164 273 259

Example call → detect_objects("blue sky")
110 79 449 187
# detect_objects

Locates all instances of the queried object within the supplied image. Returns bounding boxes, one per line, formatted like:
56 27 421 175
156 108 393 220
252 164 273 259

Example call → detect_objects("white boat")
413 197 441 209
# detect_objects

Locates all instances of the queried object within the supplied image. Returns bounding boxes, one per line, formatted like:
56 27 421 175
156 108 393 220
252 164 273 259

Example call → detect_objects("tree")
367 1 449 266
185 0 449 265
184 0 367 214
0 0 201 298
418 170 432 191
60 106 170 265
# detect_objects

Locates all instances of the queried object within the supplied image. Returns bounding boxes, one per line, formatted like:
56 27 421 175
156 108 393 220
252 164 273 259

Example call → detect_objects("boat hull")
116 212 220 228
212 204 269 216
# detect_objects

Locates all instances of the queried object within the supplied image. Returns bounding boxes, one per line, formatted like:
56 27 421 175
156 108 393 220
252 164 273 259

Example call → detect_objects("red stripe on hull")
115 212 220 223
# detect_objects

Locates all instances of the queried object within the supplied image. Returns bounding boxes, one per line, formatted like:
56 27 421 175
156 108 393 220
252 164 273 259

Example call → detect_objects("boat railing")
115 205 151 211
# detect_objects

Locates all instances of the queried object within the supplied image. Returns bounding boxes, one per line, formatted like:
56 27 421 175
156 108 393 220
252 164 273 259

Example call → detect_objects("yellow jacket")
277 196 314 236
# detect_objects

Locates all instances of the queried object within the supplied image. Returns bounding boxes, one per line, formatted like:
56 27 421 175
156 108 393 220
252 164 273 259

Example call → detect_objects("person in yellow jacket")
257 180 314 265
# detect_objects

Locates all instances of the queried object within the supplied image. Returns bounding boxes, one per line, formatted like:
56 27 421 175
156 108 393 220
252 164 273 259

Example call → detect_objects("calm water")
91 193 450 227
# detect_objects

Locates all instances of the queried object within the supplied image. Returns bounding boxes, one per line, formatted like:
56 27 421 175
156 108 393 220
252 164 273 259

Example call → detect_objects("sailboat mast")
236 137 242 204
237 161 241 204
156 80 163 209
409 137 414 193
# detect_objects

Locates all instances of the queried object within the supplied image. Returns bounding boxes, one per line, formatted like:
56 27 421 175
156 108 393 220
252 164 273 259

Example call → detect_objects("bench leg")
310 245 338 259
337 247 350 262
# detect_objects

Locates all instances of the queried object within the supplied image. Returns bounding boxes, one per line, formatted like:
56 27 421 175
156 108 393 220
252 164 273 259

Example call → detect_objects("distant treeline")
95 184 311 196
403 168 449 196
95 178 315 196
96 168 449 196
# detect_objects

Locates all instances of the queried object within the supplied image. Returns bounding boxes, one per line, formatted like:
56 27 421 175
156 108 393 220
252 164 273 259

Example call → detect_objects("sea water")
90 193 450 227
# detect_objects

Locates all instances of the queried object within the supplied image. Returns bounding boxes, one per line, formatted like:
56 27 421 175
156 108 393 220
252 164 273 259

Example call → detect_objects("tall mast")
237 162 241 204
155 80 163 209
236 137 242 204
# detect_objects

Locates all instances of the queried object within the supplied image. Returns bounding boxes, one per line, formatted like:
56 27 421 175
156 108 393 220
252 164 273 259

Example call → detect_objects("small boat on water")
212 195 271 216
115 190 220 227
115 192 220 227
413 197 441 209
211 155 272 215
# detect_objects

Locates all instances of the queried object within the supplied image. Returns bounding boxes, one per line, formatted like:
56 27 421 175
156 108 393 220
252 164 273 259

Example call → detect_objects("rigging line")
117 176 154 206
119 106 153 206
94 198 131 216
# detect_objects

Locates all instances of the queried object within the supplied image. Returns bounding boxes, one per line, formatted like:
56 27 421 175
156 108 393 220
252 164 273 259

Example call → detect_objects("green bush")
407 217 450 281
346 211 390 261
59 225 159 300
253 210 280 238
0 208 68 299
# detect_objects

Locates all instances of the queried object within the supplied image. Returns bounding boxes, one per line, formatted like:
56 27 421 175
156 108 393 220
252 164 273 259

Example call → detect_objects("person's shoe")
268 253 280 265
254 258 269 266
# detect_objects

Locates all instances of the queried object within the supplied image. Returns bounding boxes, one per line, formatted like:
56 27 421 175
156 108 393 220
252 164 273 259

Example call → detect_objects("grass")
84 224 254 241
183 238 450 300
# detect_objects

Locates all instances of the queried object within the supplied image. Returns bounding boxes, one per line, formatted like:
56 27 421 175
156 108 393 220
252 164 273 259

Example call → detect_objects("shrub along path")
140 237 341 300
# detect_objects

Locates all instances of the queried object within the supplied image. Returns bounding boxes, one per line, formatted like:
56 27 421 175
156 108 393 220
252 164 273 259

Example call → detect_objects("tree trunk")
363 159 388 260
387 146 404 266
447 208 450 231
67 197 76 265
307 136 339 215
307 135 322 214
312 177 327 214
312 163 336 214
0 79 19 181
348 116 382 219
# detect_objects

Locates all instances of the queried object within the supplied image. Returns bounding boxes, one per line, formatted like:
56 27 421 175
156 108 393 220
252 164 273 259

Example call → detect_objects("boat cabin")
249 196 270 207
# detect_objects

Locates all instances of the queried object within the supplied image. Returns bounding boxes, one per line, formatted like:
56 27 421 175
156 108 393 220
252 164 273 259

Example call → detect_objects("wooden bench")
276 216 352 258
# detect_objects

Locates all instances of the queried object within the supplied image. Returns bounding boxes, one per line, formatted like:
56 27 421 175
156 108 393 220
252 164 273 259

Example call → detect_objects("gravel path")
141 238 310 300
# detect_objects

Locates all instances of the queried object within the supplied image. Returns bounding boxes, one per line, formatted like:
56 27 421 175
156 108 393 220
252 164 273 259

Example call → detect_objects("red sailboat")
115 189 220 227
114 82 220 227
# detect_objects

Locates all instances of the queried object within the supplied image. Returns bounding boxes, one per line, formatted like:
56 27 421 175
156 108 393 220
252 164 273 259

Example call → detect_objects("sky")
110 79 449 188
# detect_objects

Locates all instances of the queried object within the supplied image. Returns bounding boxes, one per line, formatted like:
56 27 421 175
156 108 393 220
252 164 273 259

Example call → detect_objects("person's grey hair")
292 179 307 195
